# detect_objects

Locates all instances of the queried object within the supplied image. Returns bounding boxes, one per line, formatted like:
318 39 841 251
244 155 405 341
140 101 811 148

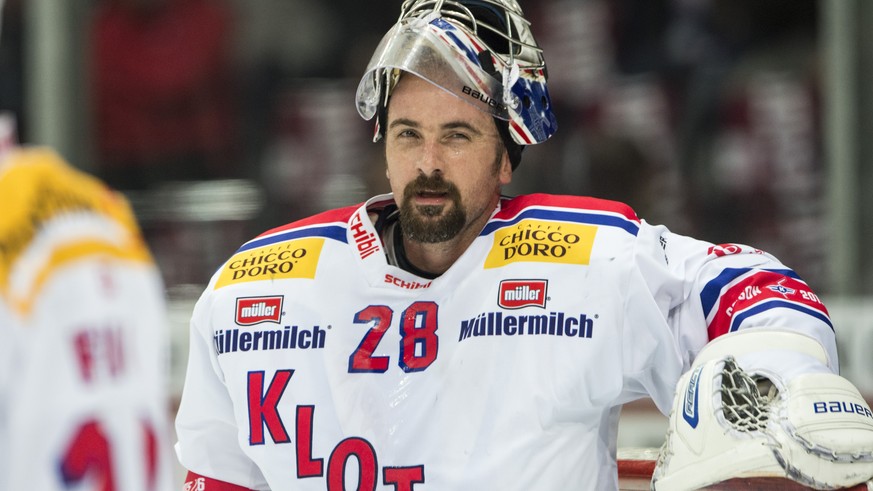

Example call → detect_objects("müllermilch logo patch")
498 280 548 309
235 296 283 326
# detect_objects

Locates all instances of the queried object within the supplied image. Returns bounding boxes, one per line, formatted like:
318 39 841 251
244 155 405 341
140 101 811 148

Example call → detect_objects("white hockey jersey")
0 148 174 491
175 192 837 490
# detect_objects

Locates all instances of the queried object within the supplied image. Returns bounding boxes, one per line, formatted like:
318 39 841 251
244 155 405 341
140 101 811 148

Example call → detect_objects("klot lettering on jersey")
458 311 594 342
236 296 283 325
214 325 326 354
484 219 596 269
247 372 425 489
215 239 323 289
499 279 547 309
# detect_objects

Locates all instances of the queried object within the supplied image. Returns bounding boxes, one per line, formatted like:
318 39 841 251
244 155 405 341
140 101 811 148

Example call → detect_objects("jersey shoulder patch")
212 205 359 290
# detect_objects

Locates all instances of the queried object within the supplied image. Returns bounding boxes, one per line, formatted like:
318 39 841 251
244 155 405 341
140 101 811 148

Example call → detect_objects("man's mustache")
404 174 460 198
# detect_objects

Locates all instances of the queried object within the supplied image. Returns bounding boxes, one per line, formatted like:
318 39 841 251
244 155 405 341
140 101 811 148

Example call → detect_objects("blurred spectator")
223 0 340 180
665 0 823 285
520 0 689 230
90 0 237 191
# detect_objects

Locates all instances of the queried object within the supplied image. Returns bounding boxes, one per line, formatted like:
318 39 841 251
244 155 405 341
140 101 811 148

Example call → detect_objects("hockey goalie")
170 0 873 489
652 329 873 490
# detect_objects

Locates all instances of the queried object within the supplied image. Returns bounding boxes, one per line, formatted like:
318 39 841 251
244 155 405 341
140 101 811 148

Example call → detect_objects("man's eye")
397 129 418 139
448 133 471 141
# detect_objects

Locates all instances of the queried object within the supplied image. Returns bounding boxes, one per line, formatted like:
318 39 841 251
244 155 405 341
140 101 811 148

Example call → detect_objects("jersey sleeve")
174 287 270 490
626 220 838 409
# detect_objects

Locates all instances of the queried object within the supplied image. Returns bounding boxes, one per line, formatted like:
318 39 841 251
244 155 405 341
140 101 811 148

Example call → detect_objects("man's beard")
399 174 466 243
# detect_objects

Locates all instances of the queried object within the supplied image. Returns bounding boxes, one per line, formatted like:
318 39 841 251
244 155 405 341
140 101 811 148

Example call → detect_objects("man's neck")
401 236 469 277
400 197 499 276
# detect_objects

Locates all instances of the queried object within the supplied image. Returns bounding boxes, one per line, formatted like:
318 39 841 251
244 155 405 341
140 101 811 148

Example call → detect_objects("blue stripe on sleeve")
729 300 834 332
700 268 802 318
481 208 639 237
237 225 348 253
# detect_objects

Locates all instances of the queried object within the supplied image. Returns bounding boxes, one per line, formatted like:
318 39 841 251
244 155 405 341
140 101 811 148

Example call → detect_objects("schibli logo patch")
498 279 547 309
350 212 380 260
236 296 283 326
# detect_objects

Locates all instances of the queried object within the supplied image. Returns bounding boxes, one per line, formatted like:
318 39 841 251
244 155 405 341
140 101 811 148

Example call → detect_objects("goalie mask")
355 0 557 168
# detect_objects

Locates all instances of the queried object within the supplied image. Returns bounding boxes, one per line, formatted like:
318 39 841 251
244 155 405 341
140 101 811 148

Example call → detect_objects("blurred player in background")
175 1 873 489
0 113 174 491
0 6 174 482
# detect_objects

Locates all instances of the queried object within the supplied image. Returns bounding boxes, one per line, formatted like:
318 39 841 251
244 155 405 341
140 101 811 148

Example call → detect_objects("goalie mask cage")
617 448 873 490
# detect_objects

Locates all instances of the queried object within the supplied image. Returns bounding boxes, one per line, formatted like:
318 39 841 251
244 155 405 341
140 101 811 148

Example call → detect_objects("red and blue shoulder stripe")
484 194 640 236
237 204 360 253
701 267 832 339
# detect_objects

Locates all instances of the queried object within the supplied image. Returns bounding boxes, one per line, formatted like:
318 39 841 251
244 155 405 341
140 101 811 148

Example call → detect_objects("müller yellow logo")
215 238 324 289
484 219 597 269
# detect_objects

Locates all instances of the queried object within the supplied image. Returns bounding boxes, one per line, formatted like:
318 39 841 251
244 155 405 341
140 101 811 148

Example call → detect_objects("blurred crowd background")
2 0 872 441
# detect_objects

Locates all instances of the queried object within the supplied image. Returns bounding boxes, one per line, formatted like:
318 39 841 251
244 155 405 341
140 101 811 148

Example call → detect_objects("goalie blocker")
652 329 873 490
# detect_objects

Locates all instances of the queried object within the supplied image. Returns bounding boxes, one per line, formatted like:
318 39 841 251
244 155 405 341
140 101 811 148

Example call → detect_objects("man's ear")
499 151 512 185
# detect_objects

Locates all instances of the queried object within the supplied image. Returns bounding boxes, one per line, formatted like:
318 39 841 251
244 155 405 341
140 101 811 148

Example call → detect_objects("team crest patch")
235 296 283 325
498 280 548 309
485 219 597 269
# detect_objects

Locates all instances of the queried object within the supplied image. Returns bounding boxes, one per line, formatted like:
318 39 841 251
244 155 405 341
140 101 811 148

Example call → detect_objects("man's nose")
416 140 444 176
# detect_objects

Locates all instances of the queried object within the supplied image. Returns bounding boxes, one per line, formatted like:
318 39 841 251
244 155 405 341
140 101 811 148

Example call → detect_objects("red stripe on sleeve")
707 271 829 339
257 204 360 238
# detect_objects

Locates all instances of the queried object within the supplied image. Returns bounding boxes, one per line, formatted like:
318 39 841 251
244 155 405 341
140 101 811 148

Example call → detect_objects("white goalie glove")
652 329 873 490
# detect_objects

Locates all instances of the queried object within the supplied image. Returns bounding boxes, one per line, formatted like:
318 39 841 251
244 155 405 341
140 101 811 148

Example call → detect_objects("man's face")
384 74 512 243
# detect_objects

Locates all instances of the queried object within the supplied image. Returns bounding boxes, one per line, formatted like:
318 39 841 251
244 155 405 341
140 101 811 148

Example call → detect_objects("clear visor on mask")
355 20 516 122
